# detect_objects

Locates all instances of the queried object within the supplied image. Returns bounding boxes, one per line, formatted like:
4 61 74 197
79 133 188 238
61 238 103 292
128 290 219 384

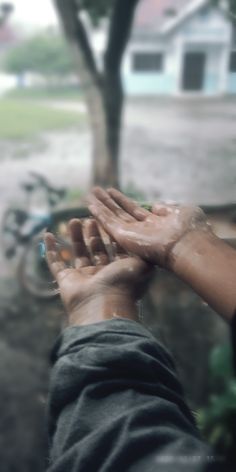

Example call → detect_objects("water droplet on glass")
201 301 209 307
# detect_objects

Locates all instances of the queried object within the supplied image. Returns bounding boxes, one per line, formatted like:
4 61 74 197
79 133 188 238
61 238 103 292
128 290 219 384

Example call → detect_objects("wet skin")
44 187 236 325
87 188 236 322
44 218 152 326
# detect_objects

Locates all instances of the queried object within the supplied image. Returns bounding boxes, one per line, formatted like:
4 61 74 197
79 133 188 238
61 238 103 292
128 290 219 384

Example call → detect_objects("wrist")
169 228 216 276
168 228 236 321
67 290 139 326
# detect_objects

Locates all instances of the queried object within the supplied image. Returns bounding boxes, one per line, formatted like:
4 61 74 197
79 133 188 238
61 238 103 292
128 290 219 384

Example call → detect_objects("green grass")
6 85 83 102
0 99 85 139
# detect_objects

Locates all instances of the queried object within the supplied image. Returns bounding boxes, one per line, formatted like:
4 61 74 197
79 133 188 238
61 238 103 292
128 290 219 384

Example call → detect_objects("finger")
152 203 178 216
97 223 114 261
111 240 128 261
44 232 67 280
87 195 133 259
97 223 111 246
87 194 120 236
83 219 109 266
92 187 135 222
107 188 150 221
68 219 90 269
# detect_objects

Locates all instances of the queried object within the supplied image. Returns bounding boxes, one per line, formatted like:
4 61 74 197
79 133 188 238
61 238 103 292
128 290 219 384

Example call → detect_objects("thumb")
152 203 170 216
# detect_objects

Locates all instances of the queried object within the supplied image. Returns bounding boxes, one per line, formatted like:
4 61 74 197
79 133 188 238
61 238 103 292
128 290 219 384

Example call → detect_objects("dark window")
229 51 236 72
133 53 164 72
182 52 206 91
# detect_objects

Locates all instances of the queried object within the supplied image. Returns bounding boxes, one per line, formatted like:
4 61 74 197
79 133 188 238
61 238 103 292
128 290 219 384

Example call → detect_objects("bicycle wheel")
18 233 60 299
18 207 90 299
1 208 28 259
48 206 90 232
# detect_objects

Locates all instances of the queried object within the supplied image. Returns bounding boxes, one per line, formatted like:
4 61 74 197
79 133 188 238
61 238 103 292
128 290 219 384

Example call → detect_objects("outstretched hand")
44 218 152 326
87 188 211 270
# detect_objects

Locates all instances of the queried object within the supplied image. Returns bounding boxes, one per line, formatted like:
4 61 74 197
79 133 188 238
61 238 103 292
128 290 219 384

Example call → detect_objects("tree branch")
54 0 101 85
105 0 140 72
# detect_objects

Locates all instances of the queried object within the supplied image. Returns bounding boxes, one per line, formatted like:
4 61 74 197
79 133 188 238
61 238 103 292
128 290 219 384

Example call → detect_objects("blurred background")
0 0 236 470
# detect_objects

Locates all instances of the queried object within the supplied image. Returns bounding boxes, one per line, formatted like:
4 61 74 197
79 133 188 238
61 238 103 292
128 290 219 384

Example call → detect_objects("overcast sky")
11 0 58 27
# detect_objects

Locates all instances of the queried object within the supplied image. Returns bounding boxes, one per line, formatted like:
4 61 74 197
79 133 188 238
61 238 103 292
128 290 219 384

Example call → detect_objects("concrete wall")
123 35 186 96
0 73 17 96
123 39 178 95
180 6 230 43
228 73 236 93
178 6 232 95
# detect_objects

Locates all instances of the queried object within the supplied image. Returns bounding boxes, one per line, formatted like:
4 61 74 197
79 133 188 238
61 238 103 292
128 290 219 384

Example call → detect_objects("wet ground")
0 97 235 470
122 97 236 204
0 97 236 220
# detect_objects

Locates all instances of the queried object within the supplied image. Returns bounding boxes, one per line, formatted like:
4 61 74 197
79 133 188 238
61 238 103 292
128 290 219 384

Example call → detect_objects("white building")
123 0 236 95
0 23 19 95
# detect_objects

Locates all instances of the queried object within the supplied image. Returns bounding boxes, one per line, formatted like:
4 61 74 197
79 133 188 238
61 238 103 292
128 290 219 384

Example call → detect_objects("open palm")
44 218 151 322
87 188 209 268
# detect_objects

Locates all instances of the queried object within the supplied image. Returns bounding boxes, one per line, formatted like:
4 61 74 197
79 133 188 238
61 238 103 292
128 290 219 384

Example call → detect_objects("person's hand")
87 188 212 270
44 218 152 326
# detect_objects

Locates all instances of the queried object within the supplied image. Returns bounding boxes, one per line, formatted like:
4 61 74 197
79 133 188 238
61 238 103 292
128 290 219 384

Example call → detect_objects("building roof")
161 0 212 34
133 0 212 35
134 0 191 32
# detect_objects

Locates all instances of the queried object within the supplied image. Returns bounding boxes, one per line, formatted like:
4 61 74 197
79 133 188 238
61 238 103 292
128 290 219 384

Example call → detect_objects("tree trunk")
55 0 139 189
70 49 122 188
75 65 120 188
102 70 123 188
63 41 118 187
88 84 117 187
82 70 122 187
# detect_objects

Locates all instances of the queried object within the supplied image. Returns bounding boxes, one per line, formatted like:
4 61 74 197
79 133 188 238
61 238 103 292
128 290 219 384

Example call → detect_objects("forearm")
171 230 236 321
48 319 215 471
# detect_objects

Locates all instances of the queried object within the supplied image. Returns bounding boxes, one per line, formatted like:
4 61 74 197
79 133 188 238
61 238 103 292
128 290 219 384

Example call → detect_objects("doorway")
182 52 206 91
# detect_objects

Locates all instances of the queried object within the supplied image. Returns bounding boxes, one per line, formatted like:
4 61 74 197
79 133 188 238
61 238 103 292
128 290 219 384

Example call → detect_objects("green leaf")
4 32 76 76
209 343 233 384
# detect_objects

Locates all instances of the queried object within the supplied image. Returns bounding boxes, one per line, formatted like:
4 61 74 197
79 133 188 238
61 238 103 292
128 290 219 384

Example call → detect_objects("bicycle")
1 172 89 299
